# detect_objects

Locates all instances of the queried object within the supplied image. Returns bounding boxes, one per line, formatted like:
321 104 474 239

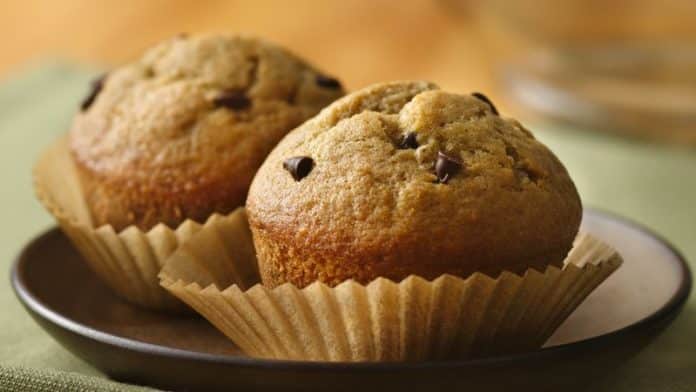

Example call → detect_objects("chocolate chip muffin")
70 34 344 231
246 81 582 288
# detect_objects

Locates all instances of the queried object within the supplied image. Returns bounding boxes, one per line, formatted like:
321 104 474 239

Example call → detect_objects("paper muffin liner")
159 212 622 361
33 136 259 311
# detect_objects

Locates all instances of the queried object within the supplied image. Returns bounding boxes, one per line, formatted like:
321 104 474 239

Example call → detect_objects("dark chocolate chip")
435 151 462 184
399 132 419 149
283 156 314 181
505 145 519 161
472 92 499 115
213 90 251 110
80 74 107 111
315 75 342 89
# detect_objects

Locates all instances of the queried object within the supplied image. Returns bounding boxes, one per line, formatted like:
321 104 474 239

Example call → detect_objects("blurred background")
2 0 695 143
0 1 695 390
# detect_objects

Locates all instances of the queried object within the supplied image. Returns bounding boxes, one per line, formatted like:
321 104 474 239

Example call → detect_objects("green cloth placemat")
0 65 158 392
0 65 694 391
0 366 154 392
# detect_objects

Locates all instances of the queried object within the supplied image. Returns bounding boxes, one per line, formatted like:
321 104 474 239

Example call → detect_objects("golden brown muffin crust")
70 34 344 231
247 81 582 287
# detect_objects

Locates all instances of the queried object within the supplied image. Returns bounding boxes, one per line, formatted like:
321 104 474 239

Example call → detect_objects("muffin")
162 82 619 361
70 34 344 231
247 81 582 288
34 33 343 310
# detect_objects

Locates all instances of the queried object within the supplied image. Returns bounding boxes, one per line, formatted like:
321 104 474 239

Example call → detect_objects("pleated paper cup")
33 136 259 311
160 213 622 361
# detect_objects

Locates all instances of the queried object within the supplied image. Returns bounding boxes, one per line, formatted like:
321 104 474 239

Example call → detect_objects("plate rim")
10 207 692 372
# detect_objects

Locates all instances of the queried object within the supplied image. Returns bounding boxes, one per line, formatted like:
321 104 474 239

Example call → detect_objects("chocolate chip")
472 92 499 115
213 90 251 110
80 74 107 111
505 146 519 161
399 132 419 149
176 32 189 39
315 75 342 89
435 151 461 184
283 156 314 181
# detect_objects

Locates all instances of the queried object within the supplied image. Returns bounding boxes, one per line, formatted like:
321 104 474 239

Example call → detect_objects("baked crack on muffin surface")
70 34 344 231
247 81 582 288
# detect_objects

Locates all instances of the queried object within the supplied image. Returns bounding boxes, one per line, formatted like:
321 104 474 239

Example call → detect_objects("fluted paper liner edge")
33 136 259 311
160 218 622 361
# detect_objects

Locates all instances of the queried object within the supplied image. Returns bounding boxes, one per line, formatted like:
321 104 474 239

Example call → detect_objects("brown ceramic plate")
11 208 691 392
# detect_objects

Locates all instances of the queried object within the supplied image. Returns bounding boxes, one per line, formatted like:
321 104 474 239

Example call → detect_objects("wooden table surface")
0 0 497 101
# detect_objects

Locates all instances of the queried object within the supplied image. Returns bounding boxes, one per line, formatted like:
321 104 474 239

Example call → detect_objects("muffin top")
247 81 582 283
69 34 343 230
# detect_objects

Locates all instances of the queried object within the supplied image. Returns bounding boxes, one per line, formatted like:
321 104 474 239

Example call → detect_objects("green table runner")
0 65 694 391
